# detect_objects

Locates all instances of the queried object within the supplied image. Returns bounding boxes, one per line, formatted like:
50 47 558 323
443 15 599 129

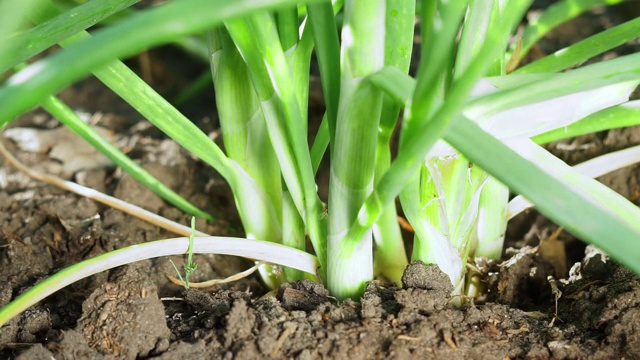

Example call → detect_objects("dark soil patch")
2 3 640 359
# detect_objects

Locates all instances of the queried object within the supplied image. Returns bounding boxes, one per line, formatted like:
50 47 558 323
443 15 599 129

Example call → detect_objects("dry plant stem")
0 138 268 287
0 139 320 323
166 261 266 288
0 138 206 238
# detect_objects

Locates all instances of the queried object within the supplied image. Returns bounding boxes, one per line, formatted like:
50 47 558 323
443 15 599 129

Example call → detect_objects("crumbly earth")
1 108 639 360
1 2 640 359
3 243 640 359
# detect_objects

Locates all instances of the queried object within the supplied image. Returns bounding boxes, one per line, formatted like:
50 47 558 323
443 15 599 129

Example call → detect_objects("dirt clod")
77 262 170 358
17 309 50 343
16 330 109 360
277 280 331 311
0 282 11 307
401 261 454 293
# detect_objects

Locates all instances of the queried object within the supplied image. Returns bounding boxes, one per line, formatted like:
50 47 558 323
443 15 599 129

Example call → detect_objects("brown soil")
1 3 640 359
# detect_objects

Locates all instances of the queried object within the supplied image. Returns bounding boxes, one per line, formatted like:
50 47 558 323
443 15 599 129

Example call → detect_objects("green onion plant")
1 0 640 327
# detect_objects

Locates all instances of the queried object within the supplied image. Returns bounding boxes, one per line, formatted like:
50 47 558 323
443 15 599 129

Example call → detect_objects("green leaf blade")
516 17 640 74
0 0 323 127
446 117 640 276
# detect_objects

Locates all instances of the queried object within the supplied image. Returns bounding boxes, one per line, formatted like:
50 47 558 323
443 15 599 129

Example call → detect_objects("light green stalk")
372 0 414 285
210 28 285 288
327 0 385 300
307 2 341 143
411 0 511 291
409 154 488 286
210 29 282 218
368 1 529 296
471 176 510 260
398 0 472 288
279 11 310 283
224 13 327 278
283 190 306 281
